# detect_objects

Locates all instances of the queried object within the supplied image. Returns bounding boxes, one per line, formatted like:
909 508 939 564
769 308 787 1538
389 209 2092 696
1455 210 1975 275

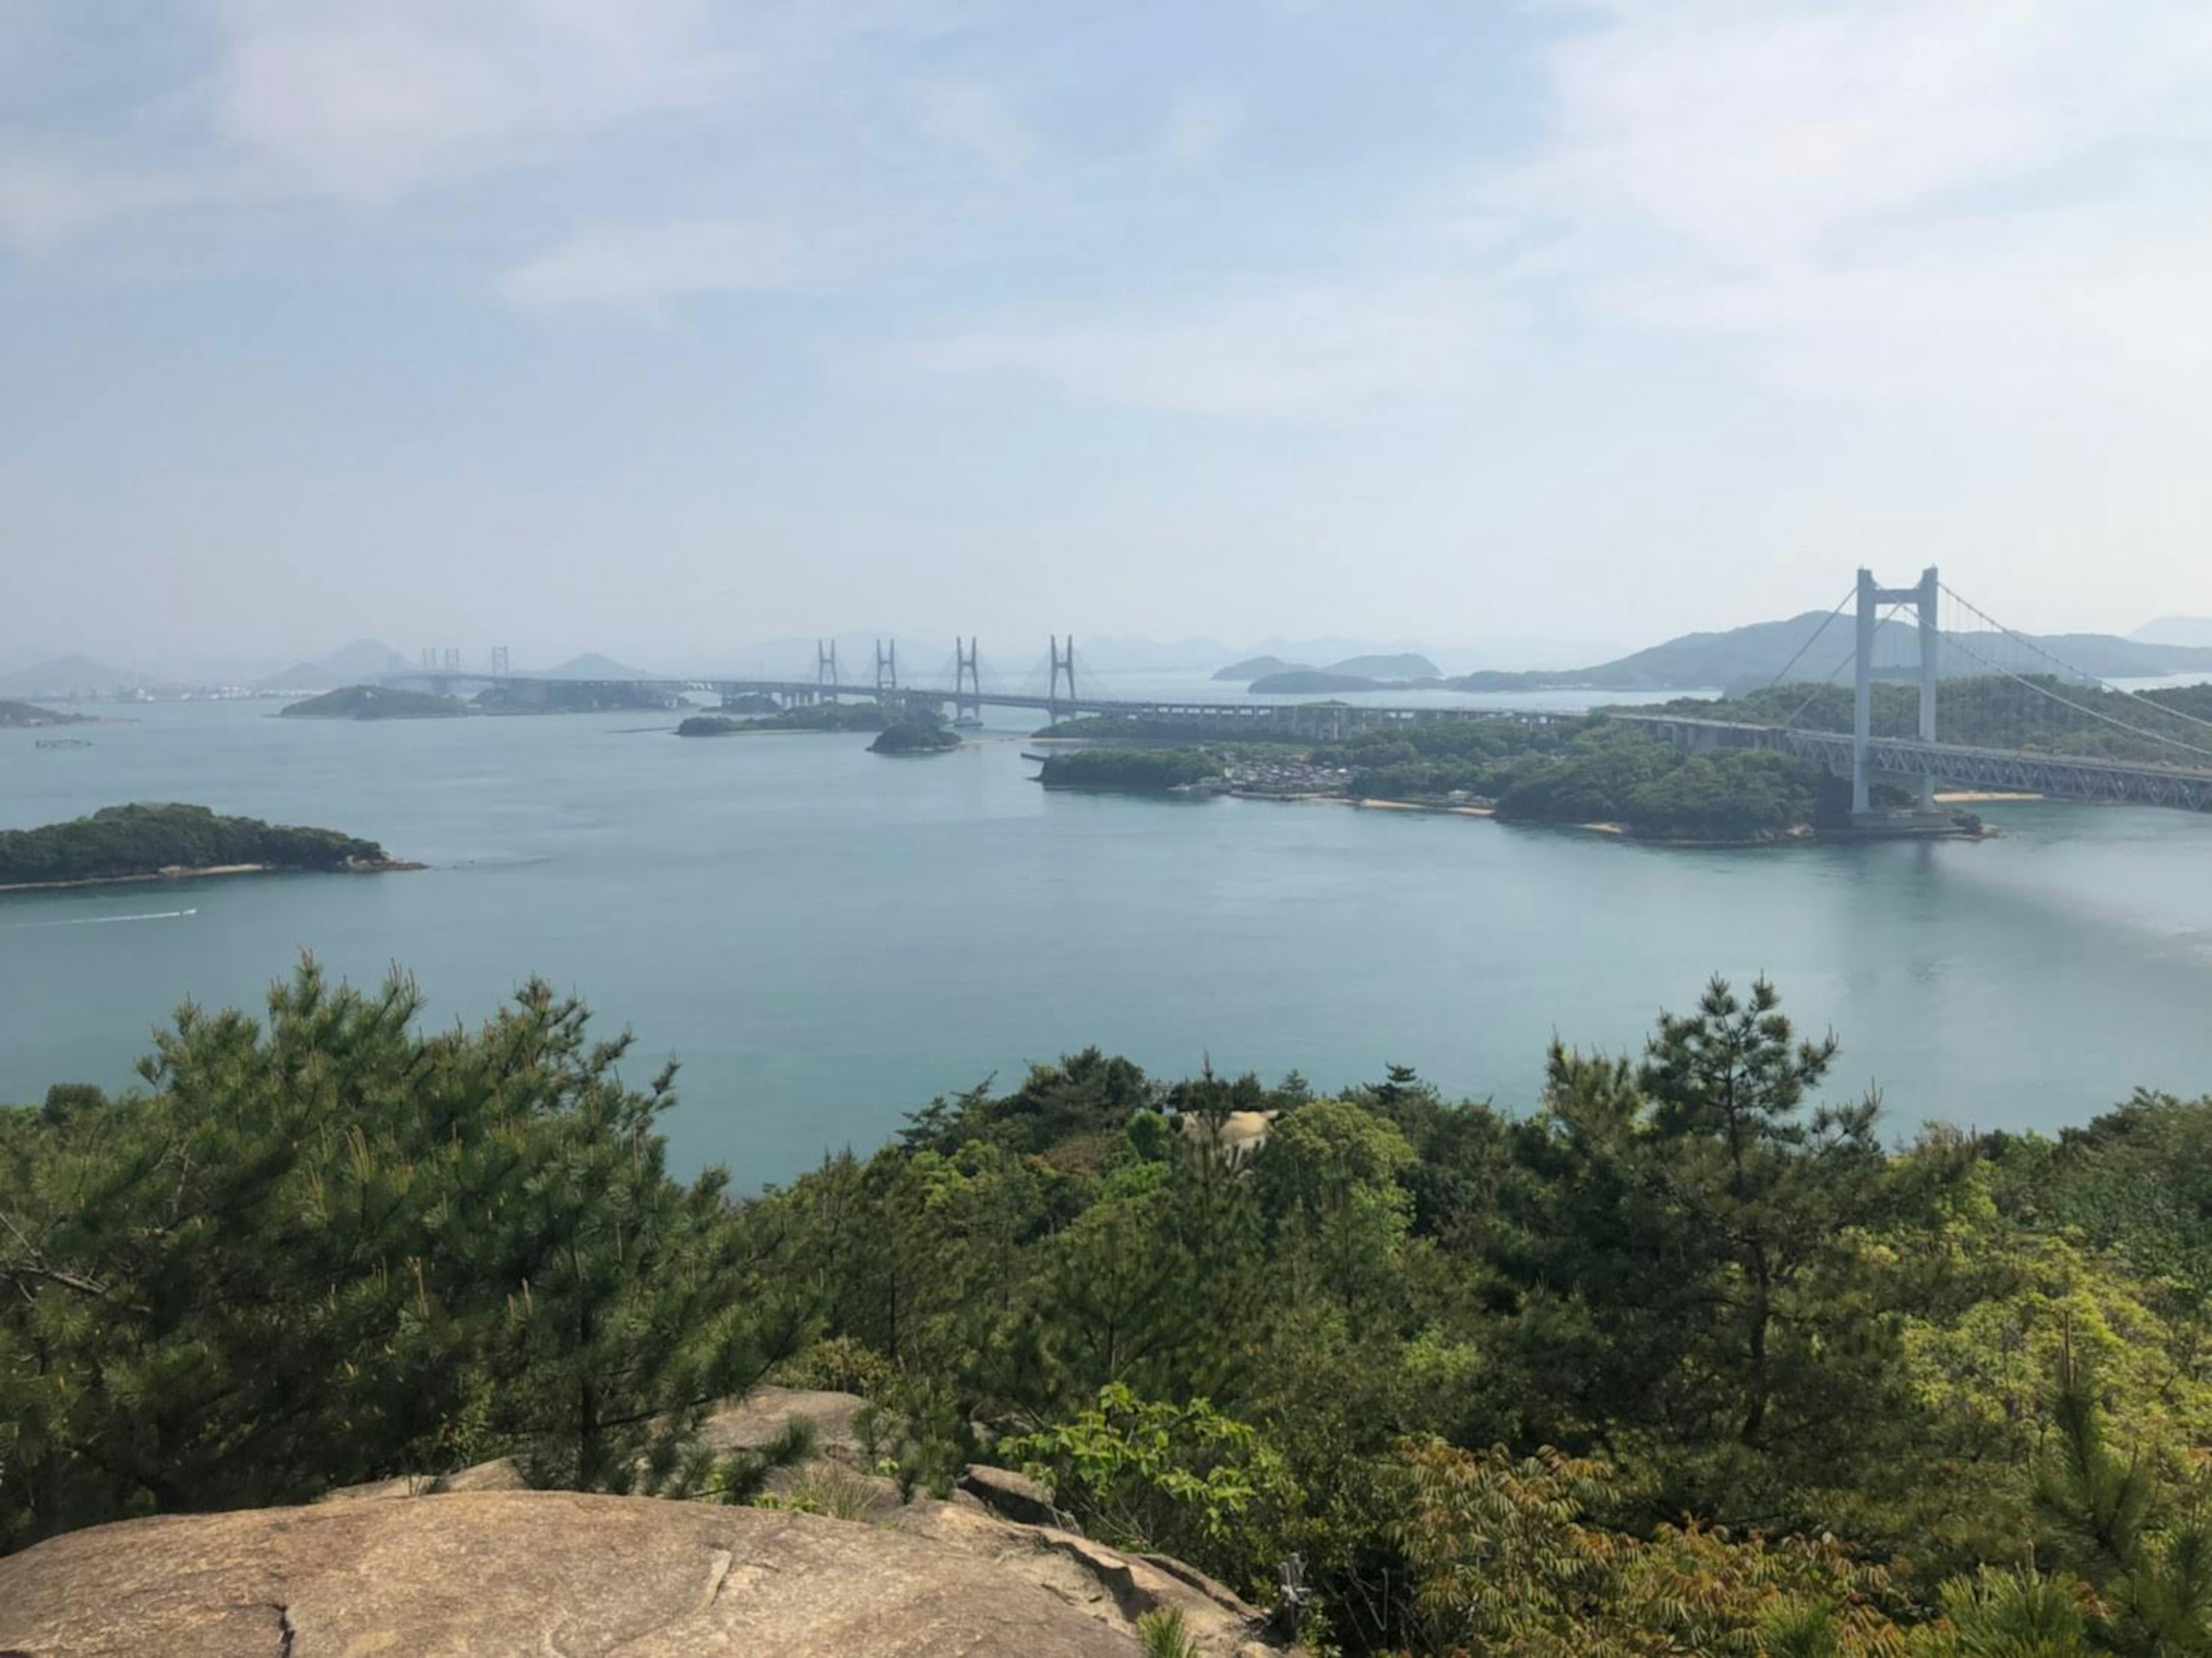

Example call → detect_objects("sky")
5 0 2212 676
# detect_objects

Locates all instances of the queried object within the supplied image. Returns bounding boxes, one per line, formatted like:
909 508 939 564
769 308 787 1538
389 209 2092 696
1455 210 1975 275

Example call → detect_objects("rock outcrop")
0 1489 1290 1657
0 1387 1297 1656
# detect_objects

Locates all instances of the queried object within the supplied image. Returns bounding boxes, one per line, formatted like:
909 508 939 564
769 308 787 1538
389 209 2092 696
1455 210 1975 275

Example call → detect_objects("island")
0 699 92 729
473 681 674 714
1211 654 1305 682
278 685 467 720
869 720 961 754
1037 748 1224 791
0 803 417 891
1247 670 1388 695
677 705 889 737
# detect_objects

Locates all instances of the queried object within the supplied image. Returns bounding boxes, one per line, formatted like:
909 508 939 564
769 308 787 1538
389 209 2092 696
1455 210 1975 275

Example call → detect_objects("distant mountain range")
251 640 405 693
1449 613 2212 694
0 655 178 697
2134 616 2212 648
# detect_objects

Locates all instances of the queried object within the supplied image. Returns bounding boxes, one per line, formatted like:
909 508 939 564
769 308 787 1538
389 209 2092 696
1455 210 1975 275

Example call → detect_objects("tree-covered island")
869 719 962 754
1037 711 1989 843
1036 748 1225 791
8 959 2212 1655
0 700 92 729
278 685 467 719
677 704 891 737
0 803 412 890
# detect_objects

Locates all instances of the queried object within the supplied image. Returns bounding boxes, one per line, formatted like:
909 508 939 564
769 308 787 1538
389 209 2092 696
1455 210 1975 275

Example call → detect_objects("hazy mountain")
1063 635 1234 672
1225 651 1441 686
1327 652 1440 679
255 661 338 692
0 655 173 697
1450 613 2212 693
1213 655 1309 682
321 639 406 680
532 652 649 680
2134 617 2212 647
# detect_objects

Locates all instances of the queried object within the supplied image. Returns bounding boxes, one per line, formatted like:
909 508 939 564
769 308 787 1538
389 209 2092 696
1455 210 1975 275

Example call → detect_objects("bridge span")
1618 714 2212 813
382 670 1566 737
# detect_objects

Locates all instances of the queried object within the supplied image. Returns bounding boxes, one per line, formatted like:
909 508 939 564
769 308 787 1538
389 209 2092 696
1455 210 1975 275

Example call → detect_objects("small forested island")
0 699 91 729
1248 669 1387 694
677 704 890 737
278 684 466 720
1037 747 1224 790
7 959 2212 1657
0 803 412 890
869 719 961 754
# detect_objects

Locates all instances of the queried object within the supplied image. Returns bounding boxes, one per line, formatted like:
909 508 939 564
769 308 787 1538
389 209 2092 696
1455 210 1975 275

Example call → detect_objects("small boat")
35 737 93 749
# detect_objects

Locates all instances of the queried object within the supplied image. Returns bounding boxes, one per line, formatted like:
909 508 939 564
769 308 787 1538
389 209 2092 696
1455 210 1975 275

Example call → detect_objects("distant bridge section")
378 667 1563 738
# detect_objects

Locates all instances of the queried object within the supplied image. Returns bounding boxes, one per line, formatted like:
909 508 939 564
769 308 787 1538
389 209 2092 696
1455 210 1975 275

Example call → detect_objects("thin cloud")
209 0 745 201
907 80 1037 174
502 219 815 312
922 281 1490 419
1487 0 2212 402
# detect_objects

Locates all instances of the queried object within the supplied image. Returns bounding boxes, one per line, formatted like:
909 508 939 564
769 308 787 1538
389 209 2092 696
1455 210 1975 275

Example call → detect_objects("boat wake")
3 908 198 929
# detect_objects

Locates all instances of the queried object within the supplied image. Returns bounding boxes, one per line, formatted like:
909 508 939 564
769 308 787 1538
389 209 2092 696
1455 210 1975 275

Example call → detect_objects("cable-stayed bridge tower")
954 638 982 724
1048 635 1077 726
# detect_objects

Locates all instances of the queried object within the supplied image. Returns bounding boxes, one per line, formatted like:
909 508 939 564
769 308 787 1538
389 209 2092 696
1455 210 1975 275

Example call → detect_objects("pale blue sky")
5 1 2211 673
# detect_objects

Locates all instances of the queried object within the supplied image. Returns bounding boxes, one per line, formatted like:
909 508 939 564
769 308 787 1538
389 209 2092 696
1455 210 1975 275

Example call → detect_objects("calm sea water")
5 699 2211 1184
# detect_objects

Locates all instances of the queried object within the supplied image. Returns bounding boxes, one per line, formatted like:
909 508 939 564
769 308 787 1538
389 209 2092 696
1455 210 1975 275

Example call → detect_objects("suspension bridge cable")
1760 586 1860 692
1939 581 2212 736
1778 603 1908 730
1940 629 2212 764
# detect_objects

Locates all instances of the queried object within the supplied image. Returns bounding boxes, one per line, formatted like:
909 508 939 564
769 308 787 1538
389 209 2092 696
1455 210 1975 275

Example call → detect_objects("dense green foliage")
1672 676 2212 767
1038 748 1225 790
0 964 803 1550
278 684 466 719
676 703 889 736
870 725 961 753
1310 717 1834 840
474 681 673 714
870 712 962 753
12 961 2212 1656
1035 714 1238 739
0 699 89 728
0 803 389 886
729 980 2212 1652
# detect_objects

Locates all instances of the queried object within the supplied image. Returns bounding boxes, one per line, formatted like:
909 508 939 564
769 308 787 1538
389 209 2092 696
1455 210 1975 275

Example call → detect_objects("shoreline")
0 859 424 896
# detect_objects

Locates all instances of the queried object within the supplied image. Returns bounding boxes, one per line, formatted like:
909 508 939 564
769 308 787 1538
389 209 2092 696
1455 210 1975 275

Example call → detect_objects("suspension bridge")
1622 569 2212 820
384 571 2212 818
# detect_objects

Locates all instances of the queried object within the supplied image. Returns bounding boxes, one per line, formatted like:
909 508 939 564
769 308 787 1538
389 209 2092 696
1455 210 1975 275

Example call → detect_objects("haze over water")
6 700 2212 1185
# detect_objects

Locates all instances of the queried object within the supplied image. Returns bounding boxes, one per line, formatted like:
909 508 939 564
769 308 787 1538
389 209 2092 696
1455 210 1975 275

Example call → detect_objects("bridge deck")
1620 714 2212 810
382 672 1562 728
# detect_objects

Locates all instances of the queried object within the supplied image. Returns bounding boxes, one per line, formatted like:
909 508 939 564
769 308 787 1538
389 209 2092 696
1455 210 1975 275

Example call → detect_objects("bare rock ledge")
0 1488 1292 1657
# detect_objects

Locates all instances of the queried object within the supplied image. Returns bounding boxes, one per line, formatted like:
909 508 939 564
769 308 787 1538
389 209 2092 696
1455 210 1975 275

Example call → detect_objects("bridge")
1622 568 2212 819
387 634 1564 739
387 574 2212 819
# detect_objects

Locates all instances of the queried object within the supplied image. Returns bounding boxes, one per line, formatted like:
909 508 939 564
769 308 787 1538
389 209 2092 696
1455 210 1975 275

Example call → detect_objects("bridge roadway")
384 672 1562 733
1620 714 2212 811
381 673 2212 809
